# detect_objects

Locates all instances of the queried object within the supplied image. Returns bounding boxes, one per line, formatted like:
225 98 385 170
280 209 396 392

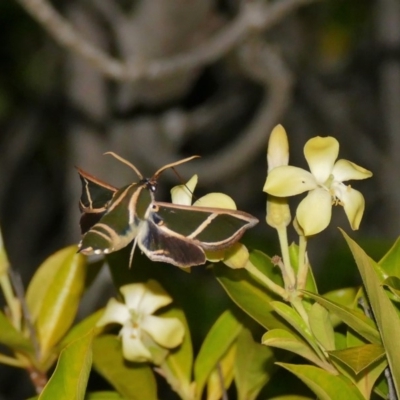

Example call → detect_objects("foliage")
0 125 398 400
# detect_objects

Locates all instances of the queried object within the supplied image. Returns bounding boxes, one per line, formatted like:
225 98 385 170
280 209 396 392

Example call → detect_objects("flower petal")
141 315 185 349
193 193 236 210
304 137 339 183
296 188 332 235
138 280 173 315
267 124 289 171
332 159 373 182
171 175 198 205
120 283 146 310
263 166 317 196
335 185 365 230
96 298 130 327
120 326 152 362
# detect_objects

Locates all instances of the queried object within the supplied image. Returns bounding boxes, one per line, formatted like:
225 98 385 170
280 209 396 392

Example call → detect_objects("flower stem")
276 225 296 289
296 234 308 291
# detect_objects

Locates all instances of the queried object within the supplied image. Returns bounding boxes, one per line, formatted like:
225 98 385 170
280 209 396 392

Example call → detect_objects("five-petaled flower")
263 136 372 236
97 280 184 362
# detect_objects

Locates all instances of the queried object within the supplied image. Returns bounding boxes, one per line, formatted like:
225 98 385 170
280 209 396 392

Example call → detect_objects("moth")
77 152 258 268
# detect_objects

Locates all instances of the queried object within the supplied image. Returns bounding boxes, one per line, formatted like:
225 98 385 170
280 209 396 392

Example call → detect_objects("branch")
16 0 317 82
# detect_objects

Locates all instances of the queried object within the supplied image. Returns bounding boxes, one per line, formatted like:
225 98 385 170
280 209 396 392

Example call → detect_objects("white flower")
97 280 184 362
264 136 372 236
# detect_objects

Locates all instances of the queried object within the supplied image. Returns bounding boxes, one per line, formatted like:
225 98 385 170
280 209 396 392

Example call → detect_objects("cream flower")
97 280 184 362
263 136 372 236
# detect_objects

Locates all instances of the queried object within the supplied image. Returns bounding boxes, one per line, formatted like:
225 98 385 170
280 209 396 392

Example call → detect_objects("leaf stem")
244 260 288 300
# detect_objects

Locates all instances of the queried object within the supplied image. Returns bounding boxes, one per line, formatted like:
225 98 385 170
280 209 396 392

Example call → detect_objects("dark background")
0 0 398 398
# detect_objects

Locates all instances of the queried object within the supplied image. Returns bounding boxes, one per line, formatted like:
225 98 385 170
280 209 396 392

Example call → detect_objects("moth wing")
76 167 118 233
137 218 206 268
151 202 258 250
79 184 144 255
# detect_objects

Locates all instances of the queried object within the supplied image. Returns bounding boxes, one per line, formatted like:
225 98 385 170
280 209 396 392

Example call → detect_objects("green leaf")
60 309 104 348
262 329 332 371
379 236 400 278
328 344 385 374
39 331 93 400
268 397 314 400
213 261 292 331
92 335 157 400
308 303 335 351
159 307 193 400
270 302 322 357
194 309 242 400
322 288 358 328
382 276 400 301
343 231 400 396
0 309 33 354
85 392 126 400
235 327 276 400
26 246 87 359
302 291 381 345
207 341 236 400
277 363 365 400
248 250 284 286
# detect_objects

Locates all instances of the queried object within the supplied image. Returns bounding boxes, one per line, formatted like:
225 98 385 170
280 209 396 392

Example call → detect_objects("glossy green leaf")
328 344 385 375
60 309 104 348
302 291 381 345
194 309 242 400
85 392 126 400
308 303 335 351
39 331 93 400
270 302 322 357
213 262 292 332
382 276 400 301
207 341 236 400
235 327 276 400
248 250 284 286
343 231 400 396
93 335 157 400
277 363 365 400
26 246 87 359
329 343 387 399
268 396 314 400
379 236 400 278
159 307 193 400
322 288 358 328
0 309 33 354
262 329 332 371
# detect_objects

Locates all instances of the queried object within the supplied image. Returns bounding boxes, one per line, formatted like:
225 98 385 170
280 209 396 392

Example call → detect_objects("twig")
15 0 317 82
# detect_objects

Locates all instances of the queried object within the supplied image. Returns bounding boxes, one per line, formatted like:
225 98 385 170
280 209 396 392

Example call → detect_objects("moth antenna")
171 167 198 201
104 152 144 179
152 155 200 179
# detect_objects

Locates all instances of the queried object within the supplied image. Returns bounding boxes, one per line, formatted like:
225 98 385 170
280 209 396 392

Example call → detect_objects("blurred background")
0 0 398 398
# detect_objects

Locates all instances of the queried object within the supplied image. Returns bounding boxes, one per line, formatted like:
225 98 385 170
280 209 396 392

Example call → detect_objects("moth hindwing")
77 153 258 267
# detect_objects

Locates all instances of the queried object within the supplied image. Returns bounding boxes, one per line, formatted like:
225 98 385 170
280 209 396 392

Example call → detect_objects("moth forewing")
79 182 152 255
